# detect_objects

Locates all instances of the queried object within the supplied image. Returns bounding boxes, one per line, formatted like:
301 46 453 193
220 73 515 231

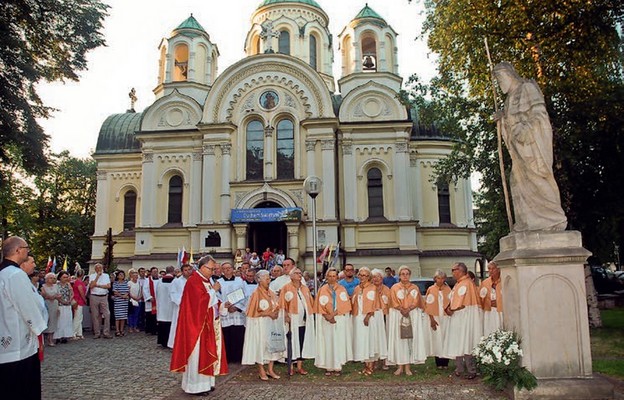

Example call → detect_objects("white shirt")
88 272 111 296
156 277 174 322
0 264 47 363
217 276 246 328
169 275 187 307
142 277 159 312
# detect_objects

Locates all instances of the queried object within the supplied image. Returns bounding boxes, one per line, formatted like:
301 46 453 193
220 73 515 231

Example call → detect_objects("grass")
591 308 624 378
235 357 456 383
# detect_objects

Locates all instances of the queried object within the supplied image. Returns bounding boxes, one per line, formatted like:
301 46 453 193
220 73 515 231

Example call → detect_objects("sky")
37 0 438 158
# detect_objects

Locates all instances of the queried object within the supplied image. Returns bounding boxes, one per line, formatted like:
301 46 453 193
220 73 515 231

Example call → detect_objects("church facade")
92 0 479 276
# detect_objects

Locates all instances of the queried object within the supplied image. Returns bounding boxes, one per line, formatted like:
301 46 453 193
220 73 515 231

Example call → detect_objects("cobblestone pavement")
41 332 618 400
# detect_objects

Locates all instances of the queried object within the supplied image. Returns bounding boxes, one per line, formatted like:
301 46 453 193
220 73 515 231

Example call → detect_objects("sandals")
297 369 308 375
324 371 333 376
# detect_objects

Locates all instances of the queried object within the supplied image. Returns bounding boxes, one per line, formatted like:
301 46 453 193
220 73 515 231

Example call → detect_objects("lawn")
591 308 624 378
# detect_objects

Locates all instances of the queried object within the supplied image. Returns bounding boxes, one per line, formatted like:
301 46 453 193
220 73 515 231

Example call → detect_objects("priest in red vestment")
171 255 228 395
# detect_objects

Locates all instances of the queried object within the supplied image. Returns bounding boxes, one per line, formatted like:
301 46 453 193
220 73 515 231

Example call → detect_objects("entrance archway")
247 201 288 256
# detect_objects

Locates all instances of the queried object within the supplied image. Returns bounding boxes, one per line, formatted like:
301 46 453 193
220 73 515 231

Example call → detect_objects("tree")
0 0 108 178
413 0 624 260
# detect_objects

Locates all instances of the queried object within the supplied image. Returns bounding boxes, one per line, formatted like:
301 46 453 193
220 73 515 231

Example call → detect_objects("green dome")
258 0 323 10
95 112 142 154
175 14 206 33
353 4 387 26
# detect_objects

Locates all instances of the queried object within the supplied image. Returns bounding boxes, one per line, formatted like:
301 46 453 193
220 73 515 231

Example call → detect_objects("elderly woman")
54 270 74 344
371 268 390 370
242 269 283 380
387 266 428 375
424 269 452 369
315 267 352 376
127 268 142 333
279 267 315 375
41 272 60 346
351 267 380 376
112 270 130 336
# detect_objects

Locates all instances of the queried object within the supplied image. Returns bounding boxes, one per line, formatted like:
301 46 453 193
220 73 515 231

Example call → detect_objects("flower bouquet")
473 330 537 391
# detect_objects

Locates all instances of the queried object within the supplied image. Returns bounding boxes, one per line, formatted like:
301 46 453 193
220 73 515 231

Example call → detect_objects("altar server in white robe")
387 266 428 376
242 270 283 380
217 262 247 363
156 266 175 347
314 267 352 375
279 267 315 375
167 264 191 348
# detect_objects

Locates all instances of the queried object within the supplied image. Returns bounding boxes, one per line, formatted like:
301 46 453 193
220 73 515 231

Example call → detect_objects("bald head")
1 236 29 264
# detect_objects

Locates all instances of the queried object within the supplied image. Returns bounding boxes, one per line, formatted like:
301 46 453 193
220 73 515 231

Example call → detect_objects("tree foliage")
411 0 624 260
0 0 108 177
0 152 97 269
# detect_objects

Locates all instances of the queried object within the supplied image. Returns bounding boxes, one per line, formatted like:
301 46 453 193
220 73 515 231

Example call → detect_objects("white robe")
167 276 187 348
284 288 315 359
483 309 503 337
241 316 284 365
156 279 173 322
314 314 352 370
442 305 483 358
370 309 388 360
387 308 428 365
427 293 450 357
352 293 377 362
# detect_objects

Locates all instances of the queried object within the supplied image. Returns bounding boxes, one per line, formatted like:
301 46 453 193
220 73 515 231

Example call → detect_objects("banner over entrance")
231 207 302 223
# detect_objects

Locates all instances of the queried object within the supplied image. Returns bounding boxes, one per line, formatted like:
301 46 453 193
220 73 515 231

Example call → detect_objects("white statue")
493 62 567 232
260 20 280 53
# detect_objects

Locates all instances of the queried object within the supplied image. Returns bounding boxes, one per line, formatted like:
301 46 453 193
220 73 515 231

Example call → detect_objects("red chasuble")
170 271 228 376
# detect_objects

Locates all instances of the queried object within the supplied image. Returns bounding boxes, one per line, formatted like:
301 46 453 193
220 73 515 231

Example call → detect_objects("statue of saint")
493 62 567 232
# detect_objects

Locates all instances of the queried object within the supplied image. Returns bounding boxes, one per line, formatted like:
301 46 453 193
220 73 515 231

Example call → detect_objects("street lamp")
304 176 322 295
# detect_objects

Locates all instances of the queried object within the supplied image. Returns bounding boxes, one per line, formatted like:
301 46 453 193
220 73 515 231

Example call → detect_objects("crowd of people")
0 237 503 398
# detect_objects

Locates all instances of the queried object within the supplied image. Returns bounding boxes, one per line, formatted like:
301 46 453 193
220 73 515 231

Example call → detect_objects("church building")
92 0 479 276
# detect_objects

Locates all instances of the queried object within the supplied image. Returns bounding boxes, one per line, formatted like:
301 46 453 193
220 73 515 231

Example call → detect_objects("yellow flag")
62 257 68 271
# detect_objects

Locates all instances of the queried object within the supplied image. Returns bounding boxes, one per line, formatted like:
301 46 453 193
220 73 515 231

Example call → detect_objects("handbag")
400 316 413 339
267 318 286 353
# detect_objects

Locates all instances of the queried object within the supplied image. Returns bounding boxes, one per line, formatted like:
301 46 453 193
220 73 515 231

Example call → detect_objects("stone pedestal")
494 230 613 399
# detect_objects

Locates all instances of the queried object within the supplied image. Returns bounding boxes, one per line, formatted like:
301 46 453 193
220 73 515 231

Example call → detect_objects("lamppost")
304 176 322 295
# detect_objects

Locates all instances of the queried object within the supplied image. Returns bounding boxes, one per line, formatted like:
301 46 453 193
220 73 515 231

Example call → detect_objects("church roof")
95 112 142 154
257 0 323 10
353 4 387 26
175 14 207 33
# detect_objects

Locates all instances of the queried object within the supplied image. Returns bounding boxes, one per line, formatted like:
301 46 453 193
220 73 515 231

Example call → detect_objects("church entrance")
247 201 288 256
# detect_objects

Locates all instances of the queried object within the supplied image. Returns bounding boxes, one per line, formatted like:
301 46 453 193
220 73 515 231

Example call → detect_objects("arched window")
437 180 451 224
246 120 264 180
168 175 183 223
278 30 290 55
276 119 294 180
252 35 261 55
309 34 318 69
361 36 377 72
173 43 189 81
367 168 384 218
123 190 137 231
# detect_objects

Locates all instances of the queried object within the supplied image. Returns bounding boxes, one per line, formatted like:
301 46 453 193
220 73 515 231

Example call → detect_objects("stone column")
233 224 248 252
410 154 423 222
94 170 109 235
141 151 156 227
353 42 362 73
320 139 336 220
393 142 411 221
264 125 274 181
202 145 216 224
494 231 613 399
342 142 357 220
285 222 300 262
189 151 202 225
220 143 231 223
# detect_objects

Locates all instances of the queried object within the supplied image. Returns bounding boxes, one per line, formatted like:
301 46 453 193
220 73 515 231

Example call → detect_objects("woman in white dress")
241 270 283 380
387 266 428 375
54 270 74 343
371 268 390 370
314 268 352 376
351 267 379 376
424 269 452 369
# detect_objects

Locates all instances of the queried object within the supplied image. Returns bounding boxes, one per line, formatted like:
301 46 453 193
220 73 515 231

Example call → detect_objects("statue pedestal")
494 231 614 399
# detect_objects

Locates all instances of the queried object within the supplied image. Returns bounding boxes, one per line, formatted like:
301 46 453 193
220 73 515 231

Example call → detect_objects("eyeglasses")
358 274 370 277
451 268 459 272
20 246 30 250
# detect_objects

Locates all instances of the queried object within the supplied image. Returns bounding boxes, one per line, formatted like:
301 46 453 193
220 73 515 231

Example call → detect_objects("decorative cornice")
221 143 232 155
203 145 216 155
321 139 334 151
305 140 316 152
